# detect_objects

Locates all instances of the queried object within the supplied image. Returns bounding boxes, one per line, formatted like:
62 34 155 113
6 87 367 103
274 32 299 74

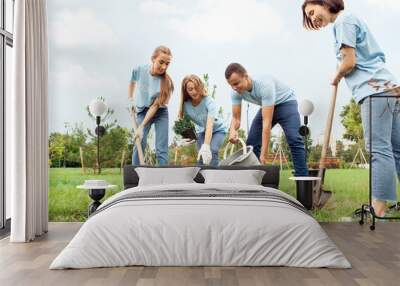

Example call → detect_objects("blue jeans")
196 131 226 166
360 95 400 201
132 107 169 166
247 100 308 176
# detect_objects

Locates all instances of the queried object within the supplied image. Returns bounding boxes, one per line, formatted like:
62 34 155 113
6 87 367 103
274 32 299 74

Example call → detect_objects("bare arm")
138 98 161 128
128 82 136 102
230 105 241 131
333 46 356 85
204 116 214 145
260 106 274 163
229 105 242 143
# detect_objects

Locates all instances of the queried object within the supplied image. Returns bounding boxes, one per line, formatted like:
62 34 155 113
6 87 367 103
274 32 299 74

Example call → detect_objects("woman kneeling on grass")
301 0 400 216
129 45 174 166
179 75 227 166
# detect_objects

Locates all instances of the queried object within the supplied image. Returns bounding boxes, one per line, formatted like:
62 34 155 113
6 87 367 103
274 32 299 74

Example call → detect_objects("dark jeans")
247 100 308 176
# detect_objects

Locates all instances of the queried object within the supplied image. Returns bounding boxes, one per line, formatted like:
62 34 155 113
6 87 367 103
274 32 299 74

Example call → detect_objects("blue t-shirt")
333 11 398 103
130 64 163 112
183 96 227 134
231 76 296 107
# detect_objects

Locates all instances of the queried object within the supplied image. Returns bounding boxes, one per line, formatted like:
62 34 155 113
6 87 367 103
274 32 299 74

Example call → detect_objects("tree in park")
96 126 131 168
339 98 369 166
340 98 363 143
48 123 88 168
64 123 88 166
48 132 66 167
335 140 345 159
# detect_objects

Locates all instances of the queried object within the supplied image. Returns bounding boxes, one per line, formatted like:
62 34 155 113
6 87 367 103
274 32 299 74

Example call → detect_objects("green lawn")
49 168 400 222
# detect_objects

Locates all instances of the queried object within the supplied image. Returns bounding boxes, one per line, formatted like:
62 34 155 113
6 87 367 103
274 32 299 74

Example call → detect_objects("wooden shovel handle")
130 106 145 165
315 86 338 199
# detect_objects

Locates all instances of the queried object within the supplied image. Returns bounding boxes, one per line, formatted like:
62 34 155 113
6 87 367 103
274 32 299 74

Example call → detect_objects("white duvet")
50 183 351 269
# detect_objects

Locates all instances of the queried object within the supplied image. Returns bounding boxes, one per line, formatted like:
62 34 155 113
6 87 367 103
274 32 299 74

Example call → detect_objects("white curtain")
9 0 48 242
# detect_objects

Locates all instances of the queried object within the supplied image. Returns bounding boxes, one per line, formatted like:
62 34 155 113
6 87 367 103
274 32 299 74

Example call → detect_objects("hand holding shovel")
129 105 145 165
313 85 338 209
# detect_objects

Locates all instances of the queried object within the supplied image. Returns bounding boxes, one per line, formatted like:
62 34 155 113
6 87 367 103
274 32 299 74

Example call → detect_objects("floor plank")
0 222 399 286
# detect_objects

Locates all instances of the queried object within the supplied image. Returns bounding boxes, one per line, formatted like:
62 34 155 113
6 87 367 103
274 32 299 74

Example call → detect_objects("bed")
50 165 350 269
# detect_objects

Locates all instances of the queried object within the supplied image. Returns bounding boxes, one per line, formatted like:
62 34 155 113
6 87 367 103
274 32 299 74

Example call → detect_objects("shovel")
129 106 145 165
313 85 338 209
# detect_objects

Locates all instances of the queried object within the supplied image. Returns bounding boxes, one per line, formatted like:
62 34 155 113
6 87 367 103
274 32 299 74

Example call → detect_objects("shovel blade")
312 188 332 210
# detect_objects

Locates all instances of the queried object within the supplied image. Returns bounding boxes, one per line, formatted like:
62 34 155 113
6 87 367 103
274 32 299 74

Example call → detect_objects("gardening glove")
197 144 212 165
134 125 144 140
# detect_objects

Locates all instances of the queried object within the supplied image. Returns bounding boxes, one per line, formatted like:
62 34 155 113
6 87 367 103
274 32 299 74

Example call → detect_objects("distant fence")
309 157 341 169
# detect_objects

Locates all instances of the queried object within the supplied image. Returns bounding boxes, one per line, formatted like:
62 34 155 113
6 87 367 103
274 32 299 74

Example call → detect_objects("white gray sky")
48 0 400 144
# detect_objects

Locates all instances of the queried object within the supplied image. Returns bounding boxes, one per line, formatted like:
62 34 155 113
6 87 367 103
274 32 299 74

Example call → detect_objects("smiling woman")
301 0 400 218
302 0 344 30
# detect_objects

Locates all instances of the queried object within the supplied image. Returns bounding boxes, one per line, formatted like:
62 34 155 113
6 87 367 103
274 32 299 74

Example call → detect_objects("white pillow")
135 167 200 186
200 169 265 185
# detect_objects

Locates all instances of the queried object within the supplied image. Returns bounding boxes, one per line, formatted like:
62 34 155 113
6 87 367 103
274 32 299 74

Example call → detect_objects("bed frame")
123 165 280 190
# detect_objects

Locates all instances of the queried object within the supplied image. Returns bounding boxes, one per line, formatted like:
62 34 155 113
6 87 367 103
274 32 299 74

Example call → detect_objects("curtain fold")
10 0 48 242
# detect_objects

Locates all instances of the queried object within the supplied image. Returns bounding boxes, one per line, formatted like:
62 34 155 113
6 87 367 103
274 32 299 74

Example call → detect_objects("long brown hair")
178 75 208 119
151 45 174 106
302 0 344 30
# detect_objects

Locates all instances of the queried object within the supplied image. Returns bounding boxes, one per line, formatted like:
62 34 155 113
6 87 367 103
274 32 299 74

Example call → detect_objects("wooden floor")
0 222 399 286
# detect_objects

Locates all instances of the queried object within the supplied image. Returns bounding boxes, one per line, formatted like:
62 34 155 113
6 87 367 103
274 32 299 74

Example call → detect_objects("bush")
49 125 132 170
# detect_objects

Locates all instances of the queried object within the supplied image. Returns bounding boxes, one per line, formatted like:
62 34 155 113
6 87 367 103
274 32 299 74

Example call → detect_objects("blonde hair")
151 45 174 106
179 75 208 119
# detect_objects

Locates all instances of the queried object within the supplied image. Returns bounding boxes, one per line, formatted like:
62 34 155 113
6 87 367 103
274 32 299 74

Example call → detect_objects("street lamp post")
89 99 107 174
299 99 315 160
